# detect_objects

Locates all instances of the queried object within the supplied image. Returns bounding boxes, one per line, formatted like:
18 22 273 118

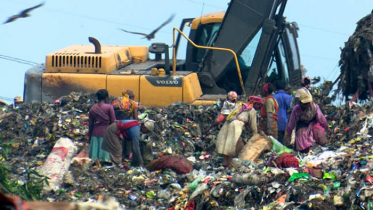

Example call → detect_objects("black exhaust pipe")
88 37 101 54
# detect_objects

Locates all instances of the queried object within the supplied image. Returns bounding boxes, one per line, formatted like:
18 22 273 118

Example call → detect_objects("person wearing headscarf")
205 91 239 134
112 89 139 120
284 91 329 153
216 96 263 169
112 89 140 159
260 83 279 139
88 89 116 163
102 119 154 167
273 80 293 142
291 76 312 108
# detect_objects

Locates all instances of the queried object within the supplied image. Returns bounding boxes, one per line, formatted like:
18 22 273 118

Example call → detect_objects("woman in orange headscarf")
111 89 139 159
112 89 139 120
260 83 279 139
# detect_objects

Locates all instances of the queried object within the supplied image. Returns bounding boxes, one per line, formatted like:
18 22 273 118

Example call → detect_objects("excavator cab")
192 0 301 96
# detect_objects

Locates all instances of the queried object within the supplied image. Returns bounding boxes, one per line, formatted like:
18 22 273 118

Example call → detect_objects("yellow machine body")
38 67 203 106
45 45 148 74
25 12 224 107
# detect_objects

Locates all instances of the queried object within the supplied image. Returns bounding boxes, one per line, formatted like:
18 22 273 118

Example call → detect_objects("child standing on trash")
216 96 263 169
88 89 116 163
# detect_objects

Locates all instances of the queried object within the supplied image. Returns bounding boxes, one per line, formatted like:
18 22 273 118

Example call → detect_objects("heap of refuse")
0 90 373 209
337 11 373 101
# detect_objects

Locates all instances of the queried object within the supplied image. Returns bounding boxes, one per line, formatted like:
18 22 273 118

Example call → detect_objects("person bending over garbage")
102 119 154 167
284 91 330 153
205 91 240 134
112 89 142 160
216 96 263 169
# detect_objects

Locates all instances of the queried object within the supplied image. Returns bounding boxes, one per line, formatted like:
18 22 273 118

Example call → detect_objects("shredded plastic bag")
39 138 77 191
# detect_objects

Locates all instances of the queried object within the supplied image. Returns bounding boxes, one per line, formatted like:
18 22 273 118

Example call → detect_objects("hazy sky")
0 0 372 103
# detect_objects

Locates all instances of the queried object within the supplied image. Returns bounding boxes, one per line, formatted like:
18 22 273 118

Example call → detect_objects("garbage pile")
0 91 373 209
337 11 373 101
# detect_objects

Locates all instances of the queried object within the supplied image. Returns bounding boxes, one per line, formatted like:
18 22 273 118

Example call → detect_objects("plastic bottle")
189 176 201 192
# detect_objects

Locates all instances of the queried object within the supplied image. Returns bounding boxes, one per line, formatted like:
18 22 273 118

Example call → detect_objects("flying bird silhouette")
119 14 175 40
3 2 45 24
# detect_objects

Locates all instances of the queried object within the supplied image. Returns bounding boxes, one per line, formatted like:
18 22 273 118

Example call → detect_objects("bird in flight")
119 14 175 40
3 2 45 24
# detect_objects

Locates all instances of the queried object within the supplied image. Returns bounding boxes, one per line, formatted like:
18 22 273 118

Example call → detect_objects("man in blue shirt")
273 80 292 142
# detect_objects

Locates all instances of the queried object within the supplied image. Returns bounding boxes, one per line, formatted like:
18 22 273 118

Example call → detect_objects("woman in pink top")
88 89 116 162
284 91 329 153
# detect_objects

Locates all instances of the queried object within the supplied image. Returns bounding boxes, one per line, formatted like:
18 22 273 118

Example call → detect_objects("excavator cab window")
240 29 263 67
193 23 221 63
222 29 263 94
266 37 290 85
285 27 300 71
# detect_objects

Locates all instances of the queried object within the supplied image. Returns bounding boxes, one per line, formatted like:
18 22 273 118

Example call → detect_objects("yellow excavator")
24 0 302 107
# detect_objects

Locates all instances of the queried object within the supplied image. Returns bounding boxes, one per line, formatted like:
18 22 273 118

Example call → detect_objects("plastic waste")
231 173 271 185
333 181 341 189
269 136 293 154
234 187 251 209
189 183 208 200
323 172 336 180
189 177 201 192
158 190 171 200
138 113 148 120
146 191 156 198
288 172 310 182
334 195 344 206
366 173 373 183
128 194 137 201
368 201 372 210
39 137 78 191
